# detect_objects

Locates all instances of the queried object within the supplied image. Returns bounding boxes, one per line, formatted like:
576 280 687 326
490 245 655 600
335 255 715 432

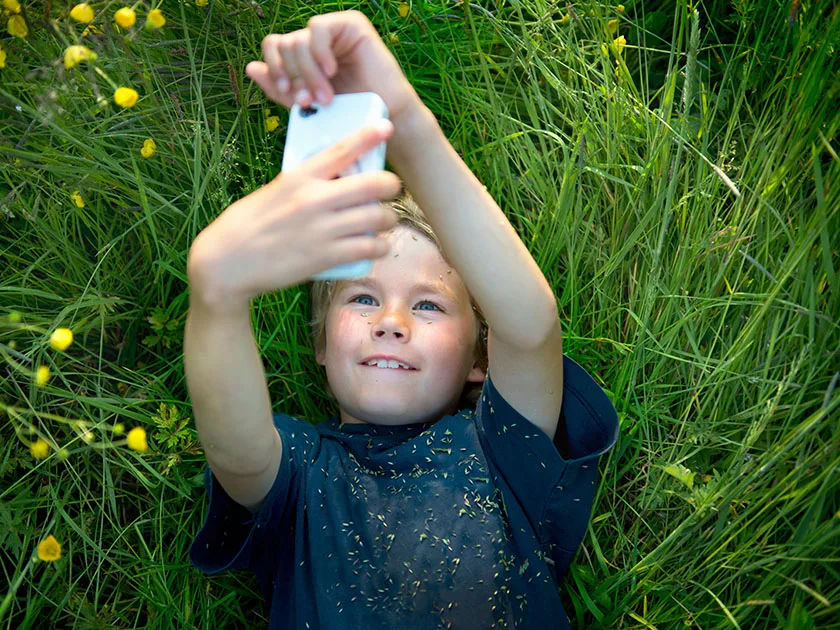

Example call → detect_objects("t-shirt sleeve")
475 355 619 583
189 412 319 576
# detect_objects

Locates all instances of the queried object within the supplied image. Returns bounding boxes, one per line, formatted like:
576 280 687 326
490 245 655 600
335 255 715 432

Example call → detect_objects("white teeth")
366 359 411 370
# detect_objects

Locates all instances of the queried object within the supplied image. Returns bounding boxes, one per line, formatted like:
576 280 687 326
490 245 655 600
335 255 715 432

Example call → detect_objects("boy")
184 10 618 629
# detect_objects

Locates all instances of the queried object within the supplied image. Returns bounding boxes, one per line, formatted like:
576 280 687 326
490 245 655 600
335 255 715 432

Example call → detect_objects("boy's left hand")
245 10 421 126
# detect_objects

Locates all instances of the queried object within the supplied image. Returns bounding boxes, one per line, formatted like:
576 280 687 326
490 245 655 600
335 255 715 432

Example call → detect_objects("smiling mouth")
360 363 418 372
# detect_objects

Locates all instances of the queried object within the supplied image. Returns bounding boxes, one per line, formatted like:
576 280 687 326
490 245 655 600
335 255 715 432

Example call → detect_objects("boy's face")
316 225 486 426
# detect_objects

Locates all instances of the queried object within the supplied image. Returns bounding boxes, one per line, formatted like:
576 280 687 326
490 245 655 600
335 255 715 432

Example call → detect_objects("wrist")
187 245 251 315
387 99 439 172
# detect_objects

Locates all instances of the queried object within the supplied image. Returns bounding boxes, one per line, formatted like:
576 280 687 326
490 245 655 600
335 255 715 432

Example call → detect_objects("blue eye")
349 295 443 312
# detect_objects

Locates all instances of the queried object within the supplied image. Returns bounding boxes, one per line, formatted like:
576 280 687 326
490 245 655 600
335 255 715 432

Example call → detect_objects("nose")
371 305 411 340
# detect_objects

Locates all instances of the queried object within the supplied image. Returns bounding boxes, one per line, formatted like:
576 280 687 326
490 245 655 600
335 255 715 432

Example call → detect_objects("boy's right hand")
187 119 401 308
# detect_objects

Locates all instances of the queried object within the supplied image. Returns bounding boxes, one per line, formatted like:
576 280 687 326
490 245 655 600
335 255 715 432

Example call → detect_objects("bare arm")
183 272 283 513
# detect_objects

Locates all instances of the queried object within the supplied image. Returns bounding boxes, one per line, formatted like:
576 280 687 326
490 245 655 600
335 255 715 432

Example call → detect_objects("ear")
467 360 485 384
315 343 325 366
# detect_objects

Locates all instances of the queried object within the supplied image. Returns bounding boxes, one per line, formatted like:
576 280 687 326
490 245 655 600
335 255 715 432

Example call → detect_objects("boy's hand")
245 10 421 126
187 120 402 308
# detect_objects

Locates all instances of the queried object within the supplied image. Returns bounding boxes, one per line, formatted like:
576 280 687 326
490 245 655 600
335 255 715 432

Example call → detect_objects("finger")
322 203 398 240
245 61 296 109
308 17 339 83
266 33 308 103
304 119 394 180
261 34 288 92
292 30 334 106
324 233 391 268
313 171 402 217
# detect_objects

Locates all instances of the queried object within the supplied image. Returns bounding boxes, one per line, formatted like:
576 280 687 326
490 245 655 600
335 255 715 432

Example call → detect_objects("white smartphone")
281 91 390 280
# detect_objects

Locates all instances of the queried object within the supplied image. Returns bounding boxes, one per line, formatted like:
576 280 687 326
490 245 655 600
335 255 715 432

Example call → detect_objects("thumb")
245 61 295 110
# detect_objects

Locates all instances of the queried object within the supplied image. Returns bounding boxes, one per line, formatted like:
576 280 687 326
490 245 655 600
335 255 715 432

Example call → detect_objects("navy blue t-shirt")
189 356 618 629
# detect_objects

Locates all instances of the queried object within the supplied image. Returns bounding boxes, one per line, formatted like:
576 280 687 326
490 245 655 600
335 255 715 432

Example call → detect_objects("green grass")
1 0 838 628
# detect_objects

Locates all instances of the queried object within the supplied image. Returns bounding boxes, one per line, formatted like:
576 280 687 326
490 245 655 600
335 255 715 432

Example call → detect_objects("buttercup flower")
398 3 410 18
50 328 74 351
613 35 626 55
608 18 619 34
127 427 148 452
147 9 165 28
72 191 84 208
30 438 50 460
7 14 27 37
141 138 157 158
64 45 97 70
37 535 62 561
559 13 570 26
3 0 21 13
265 115 279 132
70 3 95 24
82 24 103 36
114 87 139 108
114 7 135 28
196 0 208 6
0 44 6 69
618 4 625 13
35 365 50 387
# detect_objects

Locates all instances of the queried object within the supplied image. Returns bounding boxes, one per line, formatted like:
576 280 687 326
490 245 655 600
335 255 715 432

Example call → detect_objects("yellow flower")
37 535 62 561
265 115 279 133
70 3 95 24
147 9 165 28
608 18 619 34
387 32 399 44
114 7 136 28
3 0 21 13
30 438 50 460
559 13 570 26
50 328 74 351
35 365 50 387
82 24 103 36
127 427 148 452
196 0 208 6
618 4 625 13
614 35 626 55
141 138 157 158
398 3 410 18
7 14 27 38
64 45 97 70
72 190 84 208
114 87 139 108
0 44 6 69
113 423 125 435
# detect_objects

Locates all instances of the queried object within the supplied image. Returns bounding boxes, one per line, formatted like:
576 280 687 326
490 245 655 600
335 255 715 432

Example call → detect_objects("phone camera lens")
301 106 318 118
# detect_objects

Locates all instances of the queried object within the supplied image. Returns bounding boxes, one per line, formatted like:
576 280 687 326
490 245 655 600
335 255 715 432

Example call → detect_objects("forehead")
335 226 467 302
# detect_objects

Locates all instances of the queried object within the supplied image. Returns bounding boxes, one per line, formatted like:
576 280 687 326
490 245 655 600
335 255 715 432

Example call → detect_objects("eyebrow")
340 277 460 304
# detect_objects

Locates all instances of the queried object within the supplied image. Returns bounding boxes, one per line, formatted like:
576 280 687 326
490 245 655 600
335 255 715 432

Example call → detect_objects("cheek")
329 310 366 348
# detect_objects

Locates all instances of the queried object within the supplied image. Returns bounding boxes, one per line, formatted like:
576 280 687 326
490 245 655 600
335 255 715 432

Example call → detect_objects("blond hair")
307 189 489 413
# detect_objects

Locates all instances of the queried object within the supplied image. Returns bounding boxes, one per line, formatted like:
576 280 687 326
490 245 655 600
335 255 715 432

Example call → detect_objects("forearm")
183 282 276 476
387 102 558 349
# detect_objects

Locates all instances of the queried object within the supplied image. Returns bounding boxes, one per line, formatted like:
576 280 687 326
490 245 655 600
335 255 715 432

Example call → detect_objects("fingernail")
374 119 392 134
295 89 310 105
315 88 329 103
277 77 289 92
